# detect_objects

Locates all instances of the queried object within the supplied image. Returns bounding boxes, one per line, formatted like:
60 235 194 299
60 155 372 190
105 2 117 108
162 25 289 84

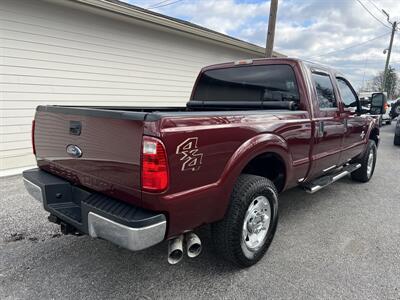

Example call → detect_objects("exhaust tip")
185 232 202 258
168 249 183 264
187 243 202 258
168 235 184 265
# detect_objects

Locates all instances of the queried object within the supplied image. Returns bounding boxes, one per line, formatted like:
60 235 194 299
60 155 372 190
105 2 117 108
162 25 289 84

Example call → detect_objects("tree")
370 66 400 99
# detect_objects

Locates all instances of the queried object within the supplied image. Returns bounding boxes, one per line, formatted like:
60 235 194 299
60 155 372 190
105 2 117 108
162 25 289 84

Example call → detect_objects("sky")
126 0 400 91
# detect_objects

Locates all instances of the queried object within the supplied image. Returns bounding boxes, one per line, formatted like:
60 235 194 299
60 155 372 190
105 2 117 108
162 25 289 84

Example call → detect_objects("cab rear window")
192 64 299 103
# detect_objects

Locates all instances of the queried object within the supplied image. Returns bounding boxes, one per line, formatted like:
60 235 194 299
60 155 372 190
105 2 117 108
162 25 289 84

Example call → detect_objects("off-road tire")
211 174 278 267
351 140 377 182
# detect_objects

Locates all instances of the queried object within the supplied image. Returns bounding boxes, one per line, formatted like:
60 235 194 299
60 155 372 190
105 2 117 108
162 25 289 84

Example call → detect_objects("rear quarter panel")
143 111 312 237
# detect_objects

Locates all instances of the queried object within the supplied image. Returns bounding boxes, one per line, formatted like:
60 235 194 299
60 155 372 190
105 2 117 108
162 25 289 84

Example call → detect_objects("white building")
0 0 283 176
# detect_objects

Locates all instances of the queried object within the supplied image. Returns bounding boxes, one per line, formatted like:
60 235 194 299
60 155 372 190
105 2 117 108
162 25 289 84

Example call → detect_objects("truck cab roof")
202 57 346 79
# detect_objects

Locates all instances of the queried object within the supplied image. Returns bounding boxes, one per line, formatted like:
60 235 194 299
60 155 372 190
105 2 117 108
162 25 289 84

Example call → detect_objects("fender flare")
213 133 292 220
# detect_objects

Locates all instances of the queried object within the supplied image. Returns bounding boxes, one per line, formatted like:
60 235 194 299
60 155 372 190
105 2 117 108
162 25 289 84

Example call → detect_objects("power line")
365 0 387 19
148 0 186 9
307 32 390 59
147 0 170 8
355 0 391 29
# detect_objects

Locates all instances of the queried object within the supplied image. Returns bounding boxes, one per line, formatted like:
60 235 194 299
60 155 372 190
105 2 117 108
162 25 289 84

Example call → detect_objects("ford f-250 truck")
23 58 385 267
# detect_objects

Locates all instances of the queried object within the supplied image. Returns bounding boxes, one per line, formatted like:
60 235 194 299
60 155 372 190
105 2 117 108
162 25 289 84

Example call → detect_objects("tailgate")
34 106 145 205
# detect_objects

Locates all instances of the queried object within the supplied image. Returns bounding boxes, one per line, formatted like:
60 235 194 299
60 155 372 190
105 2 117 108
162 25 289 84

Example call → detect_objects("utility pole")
382 21 397 92
382 8 397 93
265 0 278 57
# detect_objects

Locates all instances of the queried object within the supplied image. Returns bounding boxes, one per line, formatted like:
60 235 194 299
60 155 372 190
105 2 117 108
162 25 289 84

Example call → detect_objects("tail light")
32 120 36 155
141 136 169 192
384 103 389 112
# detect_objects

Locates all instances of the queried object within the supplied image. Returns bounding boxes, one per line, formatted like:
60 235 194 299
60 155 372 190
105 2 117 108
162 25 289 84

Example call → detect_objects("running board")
302 163 361 194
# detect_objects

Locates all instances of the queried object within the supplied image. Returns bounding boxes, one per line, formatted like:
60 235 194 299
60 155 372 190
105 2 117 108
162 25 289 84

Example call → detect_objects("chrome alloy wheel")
241 195 271 259
366 149 374 178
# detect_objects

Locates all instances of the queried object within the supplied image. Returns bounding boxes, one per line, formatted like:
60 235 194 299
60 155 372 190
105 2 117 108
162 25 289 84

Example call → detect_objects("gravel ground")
1 123 399 300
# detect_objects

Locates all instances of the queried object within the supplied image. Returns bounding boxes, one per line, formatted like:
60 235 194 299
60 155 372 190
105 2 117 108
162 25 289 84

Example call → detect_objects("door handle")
318 121 324 137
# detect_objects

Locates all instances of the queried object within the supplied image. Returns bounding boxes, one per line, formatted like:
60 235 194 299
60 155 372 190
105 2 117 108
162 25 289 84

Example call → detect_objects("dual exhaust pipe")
167 232 202 264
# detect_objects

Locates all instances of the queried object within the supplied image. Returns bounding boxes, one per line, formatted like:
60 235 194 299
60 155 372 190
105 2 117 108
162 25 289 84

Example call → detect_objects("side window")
337 78 358 108
311 72 337 109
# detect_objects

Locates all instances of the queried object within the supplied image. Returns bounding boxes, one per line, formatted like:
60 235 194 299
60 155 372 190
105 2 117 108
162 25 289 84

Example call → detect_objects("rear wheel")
351 140 377 182
212 174 278 267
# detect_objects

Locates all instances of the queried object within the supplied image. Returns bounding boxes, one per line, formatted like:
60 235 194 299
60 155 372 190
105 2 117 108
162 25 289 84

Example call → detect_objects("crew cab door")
335 77 368 162
309 70 344 178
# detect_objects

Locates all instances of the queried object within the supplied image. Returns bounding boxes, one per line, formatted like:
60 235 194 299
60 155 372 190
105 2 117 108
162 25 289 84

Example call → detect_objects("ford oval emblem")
66 144 82 158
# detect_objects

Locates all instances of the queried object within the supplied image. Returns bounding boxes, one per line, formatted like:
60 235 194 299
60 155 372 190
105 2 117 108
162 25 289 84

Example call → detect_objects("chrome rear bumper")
88 212 166 251
23 168 166 251
23 178 43 203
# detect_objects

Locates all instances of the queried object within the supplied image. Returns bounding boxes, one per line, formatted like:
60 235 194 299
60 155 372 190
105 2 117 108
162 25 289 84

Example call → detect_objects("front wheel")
212 174 279 267
351 140 377 182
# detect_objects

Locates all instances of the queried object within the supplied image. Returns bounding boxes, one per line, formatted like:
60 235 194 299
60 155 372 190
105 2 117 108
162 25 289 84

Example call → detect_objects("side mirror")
370 92 386 115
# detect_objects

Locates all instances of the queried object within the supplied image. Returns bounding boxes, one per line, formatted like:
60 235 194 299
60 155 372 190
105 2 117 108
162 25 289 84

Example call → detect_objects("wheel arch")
214 133 291 221
241 152 287 193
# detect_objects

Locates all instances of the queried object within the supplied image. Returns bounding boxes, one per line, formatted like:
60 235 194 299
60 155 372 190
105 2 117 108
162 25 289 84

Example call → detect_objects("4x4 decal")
176 137 203 171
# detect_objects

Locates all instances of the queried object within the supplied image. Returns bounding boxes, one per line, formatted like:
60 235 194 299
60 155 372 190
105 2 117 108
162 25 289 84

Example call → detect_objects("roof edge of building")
67 0 285 57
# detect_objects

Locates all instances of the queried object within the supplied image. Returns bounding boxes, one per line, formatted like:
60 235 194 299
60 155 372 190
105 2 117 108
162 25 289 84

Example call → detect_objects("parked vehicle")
382 100 395 125
394 118 400 146
23 58 385 267
390 98 400 119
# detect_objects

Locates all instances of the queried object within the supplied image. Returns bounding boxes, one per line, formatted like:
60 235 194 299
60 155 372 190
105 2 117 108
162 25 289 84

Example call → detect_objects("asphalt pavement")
1 123 399 300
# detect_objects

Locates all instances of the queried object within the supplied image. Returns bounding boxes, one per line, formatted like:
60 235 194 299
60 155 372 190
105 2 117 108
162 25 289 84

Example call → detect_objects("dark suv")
394 118 400 146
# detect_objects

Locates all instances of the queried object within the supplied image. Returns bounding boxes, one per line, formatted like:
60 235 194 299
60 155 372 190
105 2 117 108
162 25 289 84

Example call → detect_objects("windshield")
192 64 300 103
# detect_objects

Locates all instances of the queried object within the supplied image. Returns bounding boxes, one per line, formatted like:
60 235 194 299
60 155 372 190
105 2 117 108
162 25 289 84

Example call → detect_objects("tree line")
367 66 400 99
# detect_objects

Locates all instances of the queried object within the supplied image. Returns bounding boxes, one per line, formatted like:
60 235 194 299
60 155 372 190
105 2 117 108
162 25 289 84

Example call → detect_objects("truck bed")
34 105 310 209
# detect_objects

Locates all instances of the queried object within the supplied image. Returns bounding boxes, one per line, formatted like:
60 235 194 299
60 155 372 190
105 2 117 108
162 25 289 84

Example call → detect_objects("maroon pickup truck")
23 58 385 267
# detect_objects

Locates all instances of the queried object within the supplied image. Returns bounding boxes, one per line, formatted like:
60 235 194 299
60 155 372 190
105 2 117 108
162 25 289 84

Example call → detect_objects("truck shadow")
8 168 380 299
5 178 374 298
41 186 338 273
82 187 323 270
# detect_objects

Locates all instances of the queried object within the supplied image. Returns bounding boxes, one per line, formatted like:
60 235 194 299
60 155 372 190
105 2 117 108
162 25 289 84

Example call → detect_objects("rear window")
192 64 299 102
